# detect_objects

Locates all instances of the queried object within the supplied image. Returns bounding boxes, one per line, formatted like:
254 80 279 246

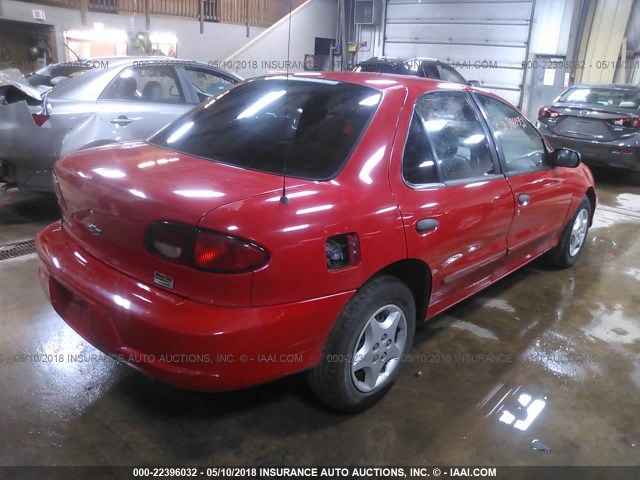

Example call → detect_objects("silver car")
0 57 242 193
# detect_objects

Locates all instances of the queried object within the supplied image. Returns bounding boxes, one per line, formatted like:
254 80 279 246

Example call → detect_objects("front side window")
101 66 185 103
403 91 495 184
476 94 547 173
150 78 381 180
183 66 235 102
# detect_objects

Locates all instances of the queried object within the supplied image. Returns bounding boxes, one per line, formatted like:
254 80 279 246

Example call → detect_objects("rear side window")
150 78 381 180
403 91 495 184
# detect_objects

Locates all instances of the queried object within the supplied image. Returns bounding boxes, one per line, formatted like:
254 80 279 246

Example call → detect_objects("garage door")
383 0 535 106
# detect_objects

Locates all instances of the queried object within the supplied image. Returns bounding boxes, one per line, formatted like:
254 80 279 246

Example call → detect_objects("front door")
474 93 574 268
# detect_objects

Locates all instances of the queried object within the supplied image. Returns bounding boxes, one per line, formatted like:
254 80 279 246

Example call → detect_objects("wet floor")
0 170 639 468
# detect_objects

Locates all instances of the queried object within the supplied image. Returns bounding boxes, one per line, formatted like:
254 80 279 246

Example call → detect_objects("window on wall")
476 94 548 174
403 91 496 184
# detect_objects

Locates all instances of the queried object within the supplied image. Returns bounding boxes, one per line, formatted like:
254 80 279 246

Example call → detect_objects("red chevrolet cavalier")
37 72 596 411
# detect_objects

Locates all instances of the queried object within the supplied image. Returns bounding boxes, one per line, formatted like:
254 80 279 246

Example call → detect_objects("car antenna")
64 42 82 62
280 0 294 205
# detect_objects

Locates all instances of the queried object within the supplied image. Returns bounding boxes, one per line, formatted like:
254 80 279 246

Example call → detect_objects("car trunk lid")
543 105 639 142
54 141 285 298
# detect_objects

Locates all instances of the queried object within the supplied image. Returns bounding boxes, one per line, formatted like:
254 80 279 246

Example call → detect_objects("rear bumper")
540 128 640 171
0 162 54 192
36 222 353 391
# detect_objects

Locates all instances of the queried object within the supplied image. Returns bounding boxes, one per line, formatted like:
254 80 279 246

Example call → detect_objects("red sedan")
37 72 596 411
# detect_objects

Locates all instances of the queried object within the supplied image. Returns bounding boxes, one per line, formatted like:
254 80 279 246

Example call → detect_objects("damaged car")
0 57 242 193
0 68 43 108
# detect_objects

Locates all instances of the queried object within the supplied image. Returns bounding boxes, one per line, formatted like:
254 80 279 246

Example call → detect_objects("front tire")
547 195 592 268
306 276 416 412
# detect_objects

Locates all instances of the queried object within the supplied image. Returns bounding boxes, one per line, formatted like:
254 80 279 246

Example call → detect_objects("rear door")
95 65 191 142
391 89 515 316
474 93 573 266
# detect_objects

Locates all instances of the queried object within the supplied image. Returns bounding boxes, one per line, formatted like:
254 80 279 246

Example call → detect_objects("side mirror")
169 85 180 97
467 80 481 87
551 147 581 168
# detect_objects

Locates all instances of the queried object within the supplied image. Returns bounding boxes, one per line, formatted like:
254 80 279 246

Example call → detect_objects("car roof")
564 84 640 92
266 71 499 101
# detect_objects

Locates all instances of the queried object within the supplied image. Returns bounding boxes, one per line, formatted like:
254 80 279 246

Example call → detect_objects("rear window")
150 78 381 180
558 87 640 111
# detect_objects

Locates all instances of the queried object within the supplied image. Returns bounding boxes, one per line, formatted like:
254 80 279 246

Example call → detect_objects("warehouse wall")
0 0 266 64
223 0 338 78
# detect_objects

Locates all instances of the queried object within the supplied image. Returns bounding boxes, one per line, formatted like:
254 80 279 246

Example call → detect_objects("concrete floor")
0 169 639 468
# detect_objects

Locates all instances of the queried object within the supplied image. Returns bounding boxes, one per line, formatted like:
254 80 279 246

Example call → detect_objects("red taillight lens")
145 222 194 265
32 114 49 126
610 117 640 128
145 222 269 273
194 231 269 273
538 107 560 119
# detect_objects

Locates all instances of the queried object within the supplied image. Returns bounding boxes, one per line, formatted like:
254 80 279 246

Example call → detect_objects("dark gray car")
0 57 242 193
353 56 479 86
537 84 640 174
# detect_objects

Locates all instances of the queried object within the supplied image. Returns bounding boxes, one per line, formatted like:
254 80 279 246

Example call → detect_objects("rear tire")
546 196 591 268
306 276 416 412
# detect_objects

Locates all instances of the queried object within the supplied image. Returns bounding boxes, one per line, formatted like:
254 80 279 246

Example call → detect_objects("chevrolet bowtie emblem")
87 223 102 236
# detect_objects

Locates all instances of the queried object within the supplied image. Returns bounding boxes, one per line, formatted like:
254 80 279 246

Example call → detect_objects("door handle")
518 194 531 206
111 116 133 125
416 218 439 233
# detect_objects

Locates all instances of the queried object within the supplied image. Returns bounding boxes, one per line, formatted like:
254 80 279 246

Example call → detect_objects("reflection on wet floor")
0 171 639 466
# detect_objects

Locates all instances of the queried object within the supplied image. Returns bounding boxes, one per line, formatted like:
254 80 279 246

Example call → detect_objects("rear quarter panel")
197 85 410 307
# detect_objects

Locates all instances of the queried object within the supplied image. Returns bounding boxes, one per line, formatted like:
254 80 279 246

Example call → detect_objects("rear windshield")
150 78 381 180
558 87 640 111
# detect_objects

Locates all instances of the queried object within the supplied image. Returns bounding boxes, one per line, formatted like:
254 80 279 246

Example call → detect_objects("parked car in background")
353 56 480 86
0 56 242 193
537 84 640 175
37 72 595 412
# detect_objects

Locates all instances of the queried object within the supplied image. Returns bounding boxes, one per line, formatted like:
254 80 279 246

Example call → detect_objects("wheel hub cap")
351 304 407 393
569 208 589 257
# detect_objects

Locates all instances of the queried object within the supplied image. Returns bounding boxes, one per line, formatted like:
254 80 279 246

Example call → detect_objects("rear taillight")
610 117 640 128
145 222 269 273
145 222 194 265
538 107 560 119
194 231 269 273
32 114 49 126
